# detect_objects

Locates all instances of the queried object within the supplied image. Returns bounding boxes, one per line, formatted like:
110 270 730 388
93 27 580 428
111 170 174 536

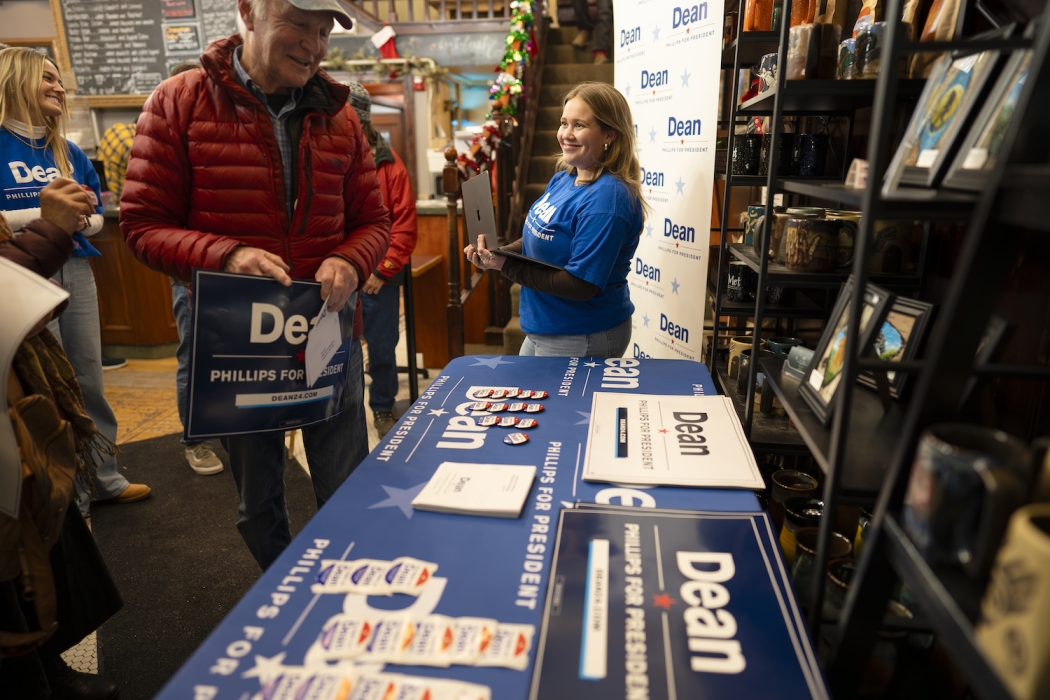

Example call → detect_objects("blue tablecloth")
156 356 791 699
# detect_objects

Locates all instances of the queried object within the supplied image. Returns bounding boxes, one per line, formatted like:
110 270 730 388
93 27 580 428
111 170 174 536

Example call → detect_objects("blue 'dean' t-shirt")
0 128 104 257
519 171 643 335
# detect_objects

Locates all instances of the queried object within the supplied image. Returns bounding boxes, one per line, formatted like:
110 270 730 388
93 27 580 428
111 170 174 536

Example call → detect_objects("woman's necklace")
4 125 47 150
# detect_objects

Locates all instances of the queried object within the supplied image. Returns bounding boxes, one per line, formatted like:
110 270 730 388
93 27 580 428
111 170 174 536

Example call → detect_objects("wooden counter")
91 216 179 355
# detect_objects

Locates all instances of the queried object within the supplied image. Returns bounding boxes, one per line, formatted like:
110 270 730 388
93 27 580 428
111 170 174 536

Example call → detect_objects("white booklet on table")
582 393 763 489
412 461 537 518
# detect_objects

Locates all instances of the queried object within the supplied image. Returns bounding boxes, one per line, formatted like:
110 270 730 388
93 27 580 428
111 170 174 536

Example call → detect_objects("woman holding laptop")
465 81 647 357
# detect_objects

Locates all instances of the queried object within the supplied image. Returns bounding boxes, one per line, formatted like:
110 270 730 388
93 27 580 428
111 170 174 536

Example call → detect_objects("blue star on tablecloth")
471 356 514 369
368 482 429 519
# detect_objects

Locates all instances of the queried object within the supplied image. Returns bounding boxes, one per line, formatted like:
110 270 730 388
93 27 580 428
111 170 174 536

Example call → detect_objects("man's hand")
223 246 292 286
361 273 385 295
39 178 94 234
316 257 359 311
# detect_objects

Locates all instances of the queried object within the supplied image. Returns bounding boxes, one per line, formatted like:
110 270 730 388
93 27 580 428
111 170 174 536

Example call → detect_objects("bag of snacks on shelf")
909 0 961 77
787 22 841 79
851 0 881 37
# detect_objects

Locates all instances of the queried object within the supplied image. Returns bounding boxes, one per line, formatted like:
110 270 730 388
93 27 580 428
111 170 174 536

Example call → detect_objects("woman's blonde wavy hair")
554 81 650 219
0 48 72 178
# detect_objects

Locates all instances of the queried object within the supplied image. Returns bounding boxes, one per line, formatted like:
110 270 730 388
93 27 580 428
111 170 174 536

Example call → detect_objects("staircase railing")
342 0 513 32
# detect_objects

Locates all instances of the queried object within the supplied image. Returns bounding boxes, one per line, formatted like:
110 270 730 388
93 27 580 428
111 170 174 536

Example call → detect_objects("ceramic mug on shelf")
767 336 805 358
791 527 852 609
902 423 1031 578
786 217 856 272
727 261 754 302
732 134 763 176
769 469 819 533
976 504 1050 700
737 348 777 394
764 285 797 306
728 335 764 379
780 497 824 566
772 207 823 264
745 204 766 245
795 133 830 177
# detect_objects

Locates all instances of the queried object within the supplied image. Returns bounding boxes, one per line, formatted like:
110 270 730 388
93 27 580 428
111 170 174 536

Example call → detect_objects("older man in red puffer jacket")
120 0 391 570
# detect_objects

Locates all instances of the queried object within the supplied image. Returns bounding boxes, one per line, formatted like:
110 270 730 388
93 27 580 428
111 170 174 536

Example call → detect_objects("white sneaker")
185 443 223 475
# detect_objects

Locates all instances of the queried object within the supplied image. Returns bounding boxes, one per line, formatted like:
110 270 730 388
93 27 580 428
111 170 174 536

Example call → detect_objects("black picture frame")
883 27 1013 191
858 297 936 400
799 277 894 426
942 49 1033 191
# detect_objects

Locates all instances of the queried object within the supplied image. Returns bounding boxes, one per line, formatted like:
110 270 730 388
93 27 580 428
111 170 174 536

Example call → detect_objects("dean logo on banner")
616 0 720 360
185 270 355 440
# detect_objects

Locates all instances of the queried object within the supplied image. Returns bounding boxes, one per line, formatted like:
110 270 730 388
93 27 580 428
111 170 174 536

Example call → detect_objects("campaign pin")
505 388 522 398
516 418 538 429
506 402 525 412
524 403 544 413
473 389 494 398
488 403 509 412
469 401 492 411
528 390 549 399
477 415 500 427
498 416 519 428
491 389 510 399
504 432 529 445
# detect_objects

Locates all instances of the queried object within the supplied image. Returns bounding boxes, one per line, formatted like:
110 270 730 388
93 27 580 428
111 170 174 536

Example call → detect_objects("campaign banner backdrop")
186 270 354 440
530 507 829 700
614 0 722 360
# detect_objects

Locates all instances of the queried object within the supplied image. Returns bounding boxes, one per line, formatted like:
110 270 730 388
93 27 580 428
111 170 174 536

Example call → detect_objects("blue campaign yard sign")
531 507 827 700
186 270 354 439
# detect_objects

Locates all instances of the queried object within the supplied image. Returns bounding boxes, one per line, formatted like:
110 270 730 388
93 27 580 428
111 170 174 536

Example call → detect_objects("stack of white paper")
412 462 536 518
582 393 763 489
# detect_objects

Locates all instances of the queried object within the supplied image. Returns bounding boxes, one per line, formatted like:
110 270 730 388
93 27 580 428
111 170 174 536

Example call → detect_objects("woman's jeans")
47 257 130 512
519 317 632 358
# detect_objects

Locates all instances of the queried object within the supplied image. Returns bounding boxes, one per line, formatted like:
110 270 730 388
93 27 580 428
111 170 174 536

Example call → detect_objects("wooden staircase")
503 24 614 354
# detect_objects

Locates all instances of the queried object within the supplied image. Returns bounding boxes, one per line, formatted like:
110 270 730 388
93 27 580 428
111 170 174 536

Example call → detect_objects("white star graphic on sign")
671 278 681 294
583 362 599 367
649 126 657 143
471 356 513 369
681 69 691 87
242 653 288 685
675 176 685 194
575 411 591 425
652 25 661 40
428 408 448 416
645 222 653 238
643 313 650 327
367 482 428 519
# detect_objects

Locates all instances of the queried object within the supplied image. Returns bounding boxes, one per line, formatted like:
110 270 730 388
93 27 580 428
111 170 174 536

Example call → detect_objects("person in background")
345 82 417 439
465 81 646 357
121 0 390 570
0 179 124 700
571 0 613 64
147 60 228 476
0 47 151 513
96 122 135 201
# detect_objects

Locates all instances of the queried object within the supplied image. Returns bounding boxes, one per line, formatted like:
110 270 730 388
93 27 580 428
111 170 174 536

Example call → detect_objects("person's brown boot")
374 411 397 439
572 29 591 48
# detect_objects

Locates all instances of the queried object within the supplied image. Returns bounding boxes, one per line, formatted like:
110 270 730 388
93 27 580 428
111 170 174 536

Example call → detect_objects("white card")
412 462 536 518
305 295 342 388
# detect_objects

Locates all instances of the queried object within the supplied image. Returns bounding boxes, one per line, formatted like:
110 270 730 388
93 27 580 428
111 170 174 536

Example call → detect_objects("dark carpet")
90 433 318 700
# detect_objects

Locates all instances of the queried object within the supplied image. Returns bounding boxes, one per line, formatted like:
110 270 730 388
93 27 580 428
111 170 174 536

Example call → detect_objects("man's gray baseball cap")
287 0 354 28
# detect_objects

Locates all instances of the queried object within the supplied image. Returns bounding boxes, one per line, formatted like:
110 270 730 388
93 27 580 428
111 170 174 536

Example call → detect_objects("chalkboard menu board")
51 0 237 101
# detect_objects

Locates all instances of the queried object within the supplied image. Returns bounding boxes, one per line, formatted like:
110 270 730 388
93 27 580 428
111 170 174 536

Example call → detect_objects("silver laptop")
461 174 565 271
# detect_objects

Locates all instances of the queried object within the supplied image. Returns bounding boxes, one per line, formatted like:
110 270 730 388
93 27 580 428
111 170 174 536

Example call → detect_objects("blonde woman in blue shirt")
466 82 648 357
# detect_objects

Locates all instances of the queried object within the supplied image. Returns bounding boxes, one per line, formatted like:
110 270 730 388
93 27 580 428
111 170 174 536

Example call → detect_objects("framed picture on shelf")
799 277 894 425
858 297 936 400
943 49 1034 191
883 27 1013 191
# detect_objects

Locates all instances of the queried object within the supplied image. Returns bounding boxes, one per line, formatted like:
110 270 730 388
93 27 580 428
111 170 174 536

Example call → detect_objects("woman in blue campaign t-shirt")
0 48 146 510
465 82 648 357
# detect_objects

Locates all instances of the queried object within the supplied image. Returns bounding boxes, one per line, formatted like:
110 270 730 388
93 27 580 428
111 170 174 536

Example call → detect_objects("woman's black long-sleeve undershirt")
496 238 601 301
